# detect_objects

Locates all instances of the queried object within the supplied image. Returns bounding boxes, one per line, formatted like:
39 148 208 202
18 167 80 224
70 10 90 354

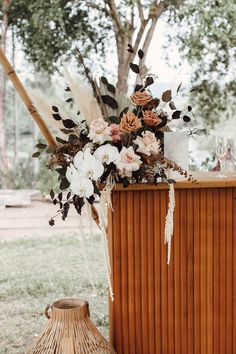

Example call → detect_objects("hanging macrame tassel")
164 183 175 265
98 176 115 301
78 213 96 293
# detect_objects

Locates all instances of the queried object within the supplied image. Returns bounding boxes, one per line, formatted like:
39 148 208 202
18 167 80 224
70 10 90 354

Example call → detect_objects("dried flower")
119 112 142 133
130 91 153 106
115 146 142 177
134 131 161 156
142 110 162 126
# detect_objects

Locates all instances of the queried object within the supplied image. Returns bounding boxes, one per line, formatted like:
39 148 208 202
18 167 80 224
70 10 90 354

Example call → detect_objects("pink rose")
88 118 112 144
115 146 142 177
134 131 161 156
110 124 122 142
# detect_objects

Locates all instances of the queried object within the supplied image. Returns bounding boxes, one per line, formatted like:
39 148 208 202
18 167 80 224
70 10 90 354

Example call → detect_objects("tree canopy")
168 0 236 126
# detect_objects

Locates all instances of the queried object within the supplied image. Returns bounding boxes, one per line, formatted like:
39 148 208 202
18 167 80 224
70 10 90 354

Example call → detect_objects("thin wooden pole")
0 47 57 147
0 48 100 226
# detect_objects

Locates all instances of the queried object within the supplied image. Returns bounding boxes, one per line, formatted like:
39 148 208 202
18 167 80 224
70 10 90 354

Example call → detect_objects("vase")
26 298 115 354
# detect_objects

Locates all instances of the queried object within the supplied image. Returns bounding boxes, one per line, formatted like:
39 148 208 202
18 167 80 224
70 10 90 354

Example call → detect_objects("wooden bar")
109 172 236 354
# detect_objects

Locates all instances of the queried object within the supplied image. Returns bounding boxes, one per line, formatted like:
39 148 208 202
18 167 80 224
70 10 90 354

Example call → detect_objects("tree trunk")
0 0 11 172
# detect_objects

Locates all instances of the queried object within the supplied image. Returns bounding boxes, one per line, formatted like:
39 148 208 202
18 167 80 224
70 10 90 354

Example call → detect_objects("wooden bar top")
113 171 236 191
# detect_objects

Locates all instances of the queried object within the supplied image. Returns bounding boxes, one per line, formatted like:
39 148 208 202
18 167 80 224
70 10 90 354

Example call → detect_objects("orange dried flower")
130 91 153 106
143 110 162 126
119 111 142 133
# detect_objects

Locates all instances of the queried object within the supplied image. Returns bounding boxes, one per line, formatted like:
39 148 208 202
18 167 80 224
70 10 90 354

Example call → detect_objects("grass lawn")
0 233 109 353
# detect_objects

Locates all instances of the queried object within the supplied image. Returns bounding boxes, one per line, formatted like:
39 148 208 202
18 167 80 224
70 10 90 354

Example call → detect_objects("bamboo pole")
0 48 100 227
0 47 57 146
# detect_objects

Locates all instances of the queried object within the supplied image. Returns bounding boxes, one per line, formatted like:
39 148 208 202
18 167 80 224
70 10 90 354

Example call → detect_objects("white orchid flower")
94 144 119 165
74 149 104 181
70 177 94 198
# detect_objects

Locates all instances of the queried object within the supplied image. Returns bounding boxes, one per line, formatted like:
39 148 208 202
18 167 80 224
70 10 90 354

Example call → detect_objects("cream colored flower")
115 146 142 177
74 149 104 181
88 118 112 144
134 131 161 156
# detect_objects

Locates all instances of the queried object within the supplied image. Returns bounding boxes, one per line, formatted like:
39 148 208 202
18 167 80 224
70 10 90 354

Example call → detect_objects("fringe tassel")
164 183 175 265
98 176 115 301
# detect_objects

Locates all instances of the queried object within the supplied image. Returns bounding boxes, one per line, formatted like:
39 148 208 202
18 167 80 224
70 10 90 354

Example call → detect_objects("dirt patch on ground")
0 200 101 239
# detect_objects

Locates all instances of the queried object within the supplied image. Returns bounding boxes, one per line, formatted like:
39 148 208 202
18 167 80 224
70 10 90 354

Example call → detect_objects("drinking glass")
215 137 227 178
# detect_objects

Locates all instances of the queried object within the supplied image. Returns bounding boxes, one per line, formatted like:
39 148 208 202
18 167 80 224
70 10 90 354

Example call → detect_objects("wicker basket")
26 298 115 354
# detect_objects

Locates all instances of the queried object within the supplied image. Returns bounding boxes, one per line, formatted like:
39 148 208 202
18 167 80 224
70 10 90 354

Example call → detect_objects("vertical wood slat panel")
180 189 187 354
219 189 227 354
200 189 207 354
140 191 149 354
226 188 233 354
120 191 129 353
127 192 135 353
160 190 168 354
193 189 201 354
133 191 142 354
207 189 214 354
154 189 162 354
187 189 194 353
174 190 181 354
109 186 235 354
213 188 220 354
233 188 236 354
147 191 155 354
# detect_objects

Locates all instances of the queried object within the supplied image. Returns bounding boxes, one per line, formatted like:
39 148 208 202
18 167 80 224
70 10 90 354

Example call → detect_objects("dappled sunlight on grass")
0 234 109 353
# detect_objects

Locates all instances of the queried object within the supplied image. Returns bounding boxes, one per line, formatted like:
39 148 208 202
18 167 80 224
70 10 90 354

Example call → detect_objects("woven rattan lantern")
26 298 115 354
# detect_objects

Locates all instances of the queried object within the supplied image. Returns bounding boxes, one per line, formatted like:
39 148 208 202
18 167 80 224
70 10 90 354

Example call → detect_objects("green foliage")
167 0 236 126
0 0 102 73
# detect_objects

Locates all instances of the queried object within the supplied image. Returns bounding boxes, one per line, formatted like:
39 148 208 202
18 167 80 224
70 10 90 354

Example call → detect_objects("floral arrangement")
32 46 195 297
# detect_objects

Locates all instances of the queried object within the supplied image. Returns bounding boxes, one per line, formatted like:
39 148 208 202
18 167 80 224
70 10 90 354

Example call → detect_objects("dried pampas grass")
64 67 102 124
30 89 65 131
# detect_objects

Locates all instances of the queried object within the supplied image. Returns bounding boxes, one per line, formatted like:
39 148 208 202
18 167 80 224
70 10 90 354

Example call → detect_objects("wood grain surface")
108 183 236 354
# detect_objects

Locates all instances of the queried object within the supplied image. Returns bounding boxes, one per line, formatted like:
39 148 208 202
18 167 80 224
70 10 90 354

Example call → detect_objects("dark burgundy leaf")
32 151 41 158
60 177 70 190
66 98 73 103
127 48 134 53
63 119 77 129
55 167 67 176
108 116 119 124
177 82 182 93
101 95 118 109
87 195 95 205
52 113 62 121
162 90 172 102
183 115 191 122
119 107 129 119
67 191 72 200
187 105 192 111
107 83 116 94
101 76 108 85
50 189 55 200
52 106 59 112
73 195 85 215
145 77 154 87
138 49 144 59
56 137 67 144
35 143 47 149
134 84 143 92
130 63 139 74
172 110 182 119
65 87 71 92
58 192 63 201
169 101 177 110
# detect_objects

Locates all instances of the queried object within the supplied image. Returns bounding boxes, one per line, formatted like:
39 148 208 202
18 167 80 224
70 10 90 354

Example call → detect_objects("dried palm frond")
26 298 115 354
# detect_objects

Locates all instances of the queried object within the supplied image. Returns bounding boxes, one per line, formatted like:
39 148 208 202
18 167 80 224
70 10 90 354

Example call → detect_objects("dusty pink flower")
110 124 122 142
134 131 161 156
88 118 112 144
115 146 142 177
